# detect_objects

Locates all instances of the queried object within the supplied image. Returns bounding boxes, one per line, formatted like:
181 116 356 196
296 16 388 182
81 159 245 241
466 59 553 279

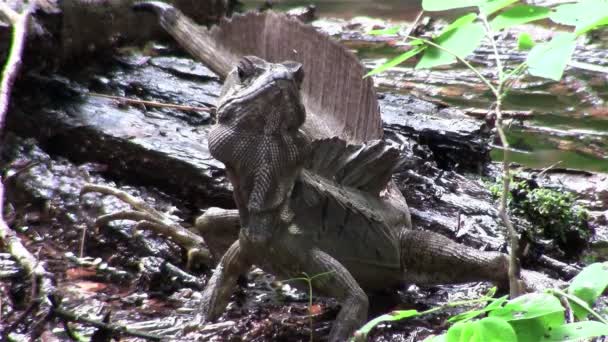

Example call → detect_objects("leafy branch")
366 0 607 298
359 0 608 340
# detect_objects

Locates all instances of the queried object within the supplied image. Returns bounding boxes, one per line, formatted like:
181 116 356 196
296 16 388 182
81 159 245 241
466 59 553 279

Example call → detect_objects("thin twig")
479 11 504 83
0 6 55 326
52 306 162 341
537 161 563 178
2 298 40 338
478 10 523 298
402 10 424 39
0 5 31 141
0 4 20 26
406 36 498 96
88 92 214 113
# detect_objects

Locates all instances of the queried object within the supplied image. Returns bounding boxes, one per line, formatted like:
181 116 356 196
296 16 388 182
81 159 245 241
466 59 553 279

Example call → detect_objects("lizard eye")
237 57 256 81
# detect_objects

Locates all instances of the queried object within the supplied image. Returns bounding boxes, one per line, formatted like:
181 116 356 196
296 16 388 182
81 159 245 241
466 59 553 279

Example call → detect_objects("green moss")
488 175 590 257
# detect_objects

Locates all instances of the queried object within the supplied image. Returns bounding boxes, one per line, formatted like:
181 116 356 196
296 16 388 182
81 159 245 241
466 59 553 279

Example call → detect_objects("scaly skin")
200 56 515 341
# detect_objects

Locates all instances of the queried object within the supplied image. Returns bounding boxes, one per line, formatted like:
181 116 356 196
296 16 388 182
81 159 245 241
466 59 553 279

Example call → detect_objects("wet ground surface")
1 3 608 342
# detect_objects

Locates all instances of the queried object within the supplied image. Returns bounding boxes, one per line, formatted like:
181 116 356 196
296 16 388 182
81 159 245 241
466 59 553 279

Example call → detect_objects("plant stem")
282 271 334 342
478 9 523 298
551 289 608 325
406 37 499 96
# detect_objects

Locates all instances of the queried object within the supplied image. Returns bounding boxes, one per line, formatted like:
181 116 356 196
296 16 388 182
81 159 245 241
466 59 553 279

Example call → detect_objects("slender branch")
478 8 524 298
402 10 424 40
502 62 528 92
407 36 499 96
0 5 31 141
478 11 504 84
88 92 214 113
52 306 162 341
0 3 20 25
552 289 608 325
403 13 523 297
0 10 56 336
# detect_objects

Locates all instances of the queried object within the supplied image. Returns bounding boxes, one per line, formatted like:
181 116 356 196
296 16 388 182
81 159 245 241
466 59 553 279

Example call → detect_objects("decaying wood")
0 0 230 67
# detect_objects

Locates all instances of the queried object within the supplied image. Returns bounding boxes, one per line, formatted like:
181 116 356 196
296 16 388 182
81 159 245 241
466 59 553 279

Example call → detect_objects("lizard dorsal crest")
306 137 402 195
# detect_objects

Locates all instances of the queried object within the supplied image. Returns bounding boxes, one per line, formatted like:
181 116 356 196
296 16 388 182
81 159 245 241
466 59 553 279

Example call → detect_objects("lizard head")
208 56 309 242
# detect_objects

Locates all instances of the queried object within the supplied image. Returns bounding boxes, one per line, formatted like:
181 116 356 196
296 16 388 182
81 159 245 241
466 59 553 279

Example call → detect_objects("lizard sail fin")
134 2 382 144
306 137 402 195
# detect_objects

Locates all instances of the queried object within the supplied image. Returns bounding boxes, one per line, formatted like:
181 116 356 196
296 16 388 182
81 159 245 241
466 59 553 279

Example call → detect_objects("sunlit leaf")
540 321 608 341
509 312 565 342
423 0 484 11
446 317 517 342
526 32 576 81
437 13 478 36
448 295 509 323
490 5 551 30
479 0 519 16
550 0 608 31
567 262 608 319
517 33 535 50
569 60 608 74
354 309 421 339
411 38 425 45
416 22 485 69
489 293 564 321
489 293 564 342
576 15 608 36
365 46 425 77
424 334 447 342
369 26 401 36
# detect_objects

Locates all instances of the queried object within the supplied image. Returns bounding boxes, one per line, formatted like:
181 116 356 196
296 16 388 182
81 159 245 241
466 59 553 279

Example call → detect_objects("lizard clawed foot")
80 183 213 268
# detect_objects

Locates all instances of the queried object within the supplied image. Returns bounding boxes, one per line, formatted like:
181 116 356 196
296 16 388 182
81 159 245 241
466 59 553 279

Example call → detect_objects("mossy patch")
489 175 590 258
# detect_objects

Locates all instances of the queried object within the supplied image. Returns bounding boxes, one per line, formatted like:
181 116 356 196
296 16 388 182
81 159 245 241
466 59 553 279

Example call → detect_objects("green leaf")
550 0 608 31
369 26 401 36
517 33 535 50
526 32 576 81
479 0 519 16
567 262 608 319
540 321 608 341
447 317 517 342
576 15 608 36
490 5 551 30
489 293 564 321
416 22 485 69
410 38 425 45
365 46 425 77
354 310 421 339
422 0 484 11
437 13 478 36
448 295 509 323
490 293 565 342
424 334 447 342
509 312 565 342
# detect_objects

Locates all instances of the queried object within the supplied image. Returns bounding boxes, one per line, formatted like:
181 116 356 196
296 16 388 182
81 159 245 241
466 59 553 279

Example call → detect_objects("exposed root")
80 183 214 268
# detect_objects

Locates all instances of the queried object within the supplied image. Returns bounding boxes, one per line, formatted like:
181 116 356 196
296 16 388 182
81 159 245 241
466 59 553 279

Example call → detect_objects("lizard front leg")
194 208 240 260
200 240 251 322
